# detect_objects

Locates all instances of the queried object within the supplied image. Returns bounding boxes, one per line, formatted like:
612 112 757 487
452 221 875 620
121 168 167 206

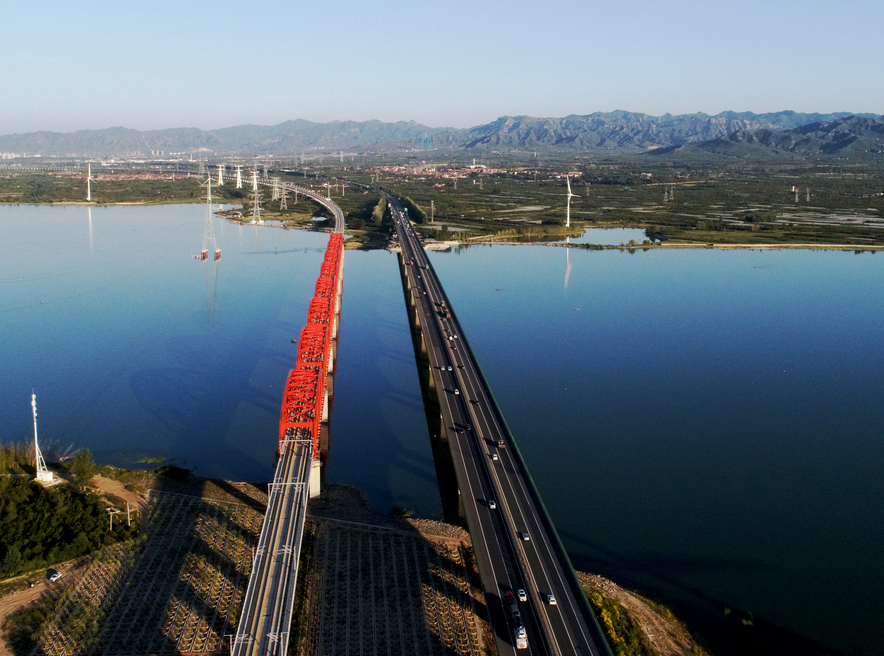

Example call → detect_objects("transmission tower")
236 165 243 189
271 177 281 201
250 170 263 224
200 175 220 261
217 164 224 186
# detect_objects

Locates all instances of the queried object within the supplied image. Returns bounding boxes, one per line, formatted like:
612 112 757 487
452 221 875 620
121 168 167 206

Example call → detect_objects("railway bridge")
231 182 344 656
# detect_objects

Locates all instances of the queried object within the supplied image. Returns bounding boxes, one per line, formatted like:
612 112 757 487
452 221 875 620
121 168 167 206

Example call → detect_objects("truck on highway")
504 592 528 649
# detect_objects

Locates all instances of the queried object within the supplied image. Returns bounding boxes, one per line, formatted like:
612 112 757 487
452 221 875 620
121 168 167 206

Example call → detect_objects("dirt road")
0 474 150 656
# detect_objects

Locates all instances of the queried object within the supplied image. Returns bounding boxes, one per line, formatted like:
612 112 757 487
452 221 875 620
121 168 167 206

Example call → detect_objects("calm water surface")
430 242 884 656
1 205 881 655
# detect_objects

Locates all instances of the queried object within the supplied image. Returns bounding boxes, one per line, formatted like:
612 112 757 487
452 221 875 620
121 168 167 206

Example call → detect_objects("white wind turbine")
565 175 577 228
86 163 95 202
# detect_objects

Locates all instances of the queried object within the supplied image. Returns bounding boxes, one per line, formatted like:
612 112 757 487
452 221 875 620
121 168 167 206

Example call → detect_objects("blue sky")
3 0 881 134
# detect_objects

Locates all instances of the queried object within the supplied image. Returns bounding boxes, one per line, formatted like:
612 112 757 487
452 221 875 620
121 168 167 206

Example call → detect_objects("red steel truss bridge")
232 185 344 656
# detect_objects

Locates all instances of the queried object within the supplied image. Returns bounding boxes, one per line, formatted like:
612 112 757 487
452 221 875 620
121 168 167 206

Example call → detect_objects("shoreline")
6 201 880 252
0 465 843 656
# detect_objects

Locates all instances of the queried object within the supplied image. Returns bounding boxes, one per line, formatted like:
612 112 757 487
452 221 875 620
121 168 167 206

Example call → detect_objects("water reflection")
560 227 649 245
87 206 94 257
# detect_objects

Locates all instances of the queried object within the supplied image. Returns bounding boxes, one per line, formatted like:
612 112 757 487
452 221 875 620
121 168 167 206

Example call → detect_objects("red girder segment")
279 367 319 441
308 298 331 328
314 275 335 299
278 233 343 458
296 324 328 368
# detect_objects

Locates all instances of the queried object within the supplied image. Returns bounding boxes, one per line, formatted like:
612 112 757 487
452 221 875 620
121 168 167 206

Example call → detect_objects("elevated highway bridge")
388 194 611 656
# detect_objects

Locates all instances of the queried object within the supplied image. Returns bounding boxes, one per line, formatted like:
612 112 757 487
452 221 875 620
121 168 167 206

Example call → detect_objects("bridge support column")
309 458 322 498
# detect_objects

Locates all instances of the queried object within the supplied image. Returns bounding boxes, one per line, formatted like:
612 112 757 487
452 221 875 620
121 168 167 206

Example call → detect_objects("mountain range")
0 111 881 159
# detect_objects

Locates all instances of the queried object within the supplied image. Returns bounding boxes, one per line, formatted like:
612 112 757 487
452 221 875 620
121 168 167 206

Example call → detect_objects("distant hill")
0 111 879 158
658 114 884 160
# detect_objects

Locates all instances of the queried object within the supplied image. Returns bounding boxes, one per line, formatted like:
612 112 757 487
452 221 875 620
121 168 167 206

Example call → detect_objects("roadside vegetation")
589 590 653 656
0 443 151 585
0 472 139 580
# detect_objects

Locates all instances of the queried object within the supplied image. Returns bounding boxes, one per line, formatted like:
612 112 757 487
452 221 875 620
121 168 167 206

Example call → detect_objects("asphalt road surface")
387 195 610 656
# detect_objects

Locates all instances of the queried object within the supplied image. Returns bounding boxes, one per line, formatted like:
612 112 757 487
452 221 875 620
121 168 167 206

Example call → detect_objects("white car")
547 594 557 605
518 589 527 602
49 571 62 582
491 452 499 461
488 499 497 509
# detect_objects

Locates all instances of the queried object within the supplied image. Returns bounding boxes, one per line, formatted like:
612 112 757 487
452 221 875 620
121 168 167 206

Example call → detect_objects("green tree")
70 449 97 489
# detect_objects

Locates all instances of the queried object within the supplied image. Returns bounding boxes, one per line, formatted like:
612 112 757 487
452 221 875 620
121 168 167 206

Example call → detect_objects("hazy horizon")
2 108 879 139
4 0 881 135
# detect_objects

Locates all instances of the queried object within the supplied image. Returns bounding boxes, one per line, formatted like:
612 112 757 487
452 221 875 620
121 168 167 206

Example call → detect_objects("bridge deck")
232 183 344 656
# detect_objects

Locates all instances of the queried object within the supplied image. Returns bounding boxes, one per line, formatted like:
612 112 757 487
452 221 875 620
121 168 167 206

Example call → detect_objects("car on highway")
518 589 527 602
488 500 497 509
491 452 499 461
521 532 530 541
454 388 460 395
49 570 62 582
547 594 557 605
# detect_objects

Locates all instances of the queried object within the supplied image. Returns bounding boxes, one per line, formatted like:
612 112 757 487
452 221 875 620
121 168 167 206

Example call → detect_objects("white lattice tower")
272 177 281 201
250 174 263 225
217 164 224 186
279 186 288 211
32 393 53 483
201 175 218 256
236 165 243 189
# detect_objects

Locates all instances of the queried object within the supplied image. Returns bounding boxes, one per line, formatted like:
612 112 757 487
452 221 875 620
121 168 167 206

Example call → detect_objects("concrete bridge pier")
396 251 464 524
309 459 322 498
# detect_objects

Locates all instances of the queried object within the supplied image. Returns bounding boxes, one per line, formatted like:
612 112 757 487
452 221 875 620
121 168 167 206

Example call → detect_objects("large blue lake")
1 204 881 655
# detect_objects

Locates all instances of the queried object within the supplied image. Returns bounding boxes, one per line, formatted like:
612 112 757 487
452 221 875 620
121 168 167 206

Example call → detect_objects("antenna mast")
32 393 53 483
